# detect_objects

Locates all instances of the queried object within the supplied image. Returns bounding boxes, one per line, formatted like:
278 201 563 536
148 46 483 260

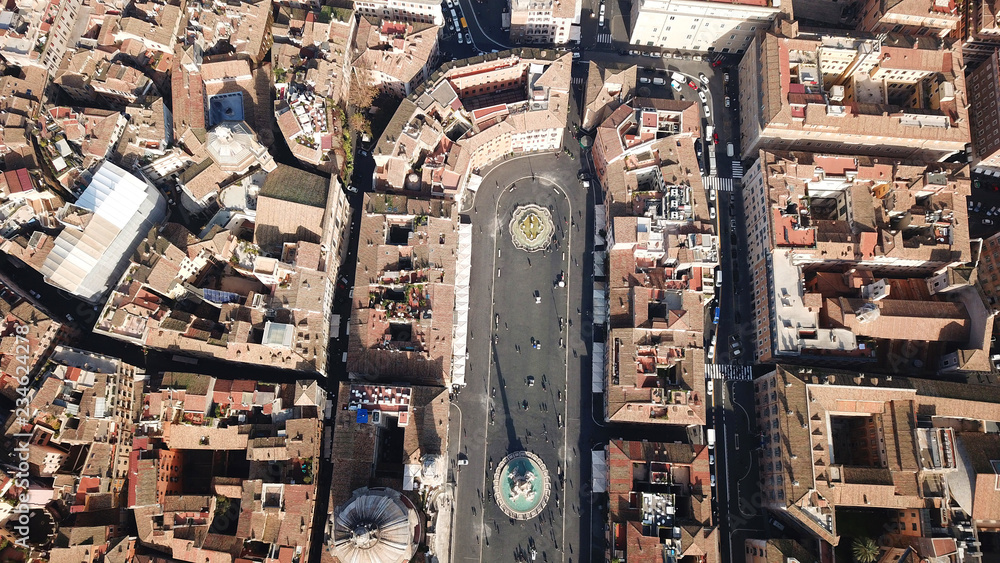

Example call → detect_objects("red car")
712 60 723 67
688 80 698 90
713 132 719 144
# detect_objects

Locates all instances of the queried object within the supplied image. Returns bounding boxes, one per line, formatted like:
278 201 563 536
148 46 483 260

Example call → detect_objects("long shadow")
491 320 524 455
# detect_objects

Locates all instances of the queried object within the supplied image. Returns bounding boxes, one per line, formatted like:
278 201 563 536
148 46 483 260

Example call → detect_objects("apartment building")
967 49 1000 169
581 62 636 131
754 365 1000 550
590 99 718 425
509 0 582 45
856 0 959 38
354 0 444 25
629 0 784 53
605 440 718 562
956 0 1000 64
738 28 971 162
353 18 440 97
740 150 986 369
373 51 572 200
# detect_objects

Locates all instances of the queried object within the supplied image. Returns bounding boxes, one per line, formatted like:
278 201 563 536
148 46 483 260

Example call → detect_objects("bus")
460 17 467 29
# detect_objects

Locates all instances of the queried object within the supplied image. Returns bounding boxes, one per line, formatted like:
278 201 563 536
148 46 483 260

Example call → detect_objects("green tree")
852 537 880 563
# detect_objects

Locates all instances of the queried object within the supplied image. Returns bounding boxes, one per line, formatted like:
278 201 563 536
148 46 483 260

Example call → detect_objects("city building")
978 231 1000 307
604 440 719 563
738 27 971 162
347 194 464 386
744 539 817 563
0 283 67 402
740 150 985 371
581 62 636 132
373 50 572 202
755 365 1000 552
509 0 582 45
592 99 716 425
955 0 1000 64
352 17 440 98
628 0 785 54
353 0 444 25
855 0 959 38
94 219 337 374
182 0 274 64
967 49 1000 170
40 161 168 304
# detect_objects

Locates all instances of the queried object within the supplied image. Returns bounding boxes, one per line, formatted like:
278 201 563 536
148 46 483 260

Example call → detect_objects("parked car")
671 80 682 91
652 77 665 85
725 96 731 107
639 77 651 84
688 80 698 90
703 104 711 118
699 73 709 85
698 90 708 103
710 207 716 220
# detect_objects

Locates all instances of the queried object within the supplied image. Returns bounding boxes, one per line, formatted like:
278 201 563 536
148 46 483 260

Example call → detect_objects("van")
726 142 734 157
671 72 685 83
652 77 665 85
705 125 714 139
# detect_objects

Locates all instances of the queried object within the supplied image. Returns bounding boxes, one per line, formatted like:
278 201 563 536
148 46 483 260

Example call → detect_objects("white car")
639 77 651 84
458 33 464 43
465 31 473 43
709 188 716 202
703 104 711 118
698 90 708 103
671 80 682 91
710 207 716 220
346 185 358 193
699 73 709 86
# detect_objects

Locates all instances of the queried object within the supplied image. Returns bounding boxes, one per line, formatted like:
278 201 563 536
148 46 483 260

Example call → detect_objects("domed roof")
332 487 418 563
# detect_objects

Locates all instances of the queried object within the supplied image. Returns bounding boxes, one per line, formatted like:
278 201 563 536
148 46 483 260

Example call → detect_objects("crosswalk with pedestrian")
702 175 734 193
597 33 612 44
705 363 754 381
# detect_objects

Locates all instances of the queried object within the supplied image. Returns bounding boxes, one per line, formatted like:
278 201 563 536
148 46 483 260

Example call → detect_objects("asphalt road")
452 151 589 563
715 378 767 563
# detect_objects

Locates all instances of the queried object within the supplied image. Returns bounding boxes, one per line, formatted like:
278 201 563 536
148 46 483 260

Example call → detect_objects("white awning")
593 281 608 324
594 251 606 277
592 342 606 393
594 204 606 247
591 450 608 493
451 223 473 386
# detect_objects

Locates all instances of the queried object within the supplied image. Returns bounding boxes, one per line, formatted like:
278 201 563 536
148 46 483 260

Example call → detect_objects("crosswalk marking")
702 175 734 193
572 76 586 86
705 363 753 381
597 33 612 44
731 160 744 179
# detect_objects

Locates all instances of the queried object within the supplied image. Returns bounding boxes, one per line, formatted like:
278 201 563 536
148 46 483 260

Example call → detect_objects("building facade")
354 0 444 25
509 0 582 45
629 0 783 53
968 49 1000 169
738 28 971 162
